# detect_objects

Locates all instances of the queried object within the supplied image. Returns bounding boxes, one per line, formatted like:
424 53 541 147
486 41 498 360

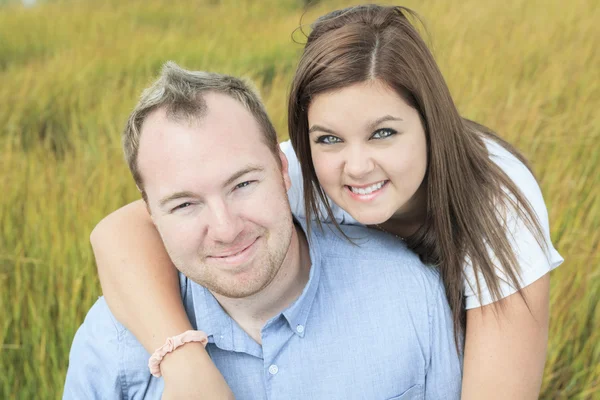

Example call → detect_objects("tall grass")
1 0 598 398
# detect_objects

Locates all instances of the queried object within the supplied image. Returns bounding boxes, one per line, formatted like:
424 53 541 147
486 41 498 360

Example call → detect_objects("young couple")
64 5 562 399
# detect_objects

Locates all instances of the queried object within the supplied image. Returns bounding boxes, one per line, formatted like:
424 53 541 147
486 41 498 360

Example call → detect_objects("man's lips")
208 238 258 259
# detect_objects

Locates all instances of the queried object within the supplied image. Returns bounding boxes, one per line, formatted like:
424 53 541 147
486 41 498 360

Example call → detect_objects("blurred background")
0 0 598 398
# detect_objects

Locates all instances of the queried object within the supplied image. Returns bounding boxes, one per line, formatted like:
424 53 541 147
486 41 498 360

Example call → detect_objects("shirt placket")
260 315 297 400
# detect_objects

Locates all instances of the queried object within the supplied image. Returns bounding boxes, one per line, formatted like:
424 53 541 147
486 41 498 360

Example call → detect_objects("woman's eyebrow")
309 115 403 135
308 124 336 135
366 115 403 131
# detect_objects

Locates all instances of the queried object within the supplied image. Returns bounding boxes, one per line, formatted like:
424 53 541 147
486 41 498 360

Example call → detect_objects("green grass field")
1 0 598 398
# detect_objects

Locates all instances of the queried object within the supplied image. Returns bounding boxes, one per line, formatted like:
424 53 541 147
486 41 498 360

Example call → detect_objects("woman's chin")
347 209 392 227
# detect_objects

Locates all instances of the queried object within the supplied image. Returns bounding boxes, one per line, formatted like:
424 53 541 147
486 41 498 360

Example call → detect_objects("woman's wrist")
160 341 208 376
160 342 235 399
149 330 208 377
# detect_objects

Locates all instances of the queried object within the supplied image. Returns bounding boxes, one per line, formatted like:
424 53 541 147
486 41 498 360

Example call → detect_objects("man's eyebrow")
158 165 265 208
159 191 198 208
222 165 265 188
367 115 403 131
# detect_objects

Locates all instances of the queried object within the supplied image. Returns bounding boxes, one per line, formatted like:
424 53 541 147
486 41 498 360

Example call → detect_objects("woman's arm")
460 273 550 400
90 199 234 399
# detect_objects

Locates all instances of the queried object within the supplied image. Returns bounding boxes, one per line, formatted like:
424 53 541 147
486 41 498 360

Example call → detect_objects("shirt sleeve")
463 141 564 309
279 140 360 225
425 278 463 399
63 298 124 399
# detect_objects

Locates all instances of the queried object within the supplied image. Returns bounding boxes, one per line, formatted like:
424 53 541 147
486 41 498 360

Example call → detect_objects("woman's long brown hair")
288 5 547 346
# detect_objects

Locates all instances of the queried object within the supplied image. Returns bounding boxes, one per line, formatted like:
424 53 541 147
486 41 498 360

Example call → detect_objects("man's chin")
203 281 265 299
199 264 281 300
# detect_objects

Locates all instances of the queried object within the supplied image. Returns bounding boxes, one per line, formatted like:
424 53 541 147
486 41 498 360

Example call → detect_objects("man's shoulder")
309 222 418 262
64 297 163 399
69 296 151 360
308 222 442 289
307 222 450 350
74 297 126 342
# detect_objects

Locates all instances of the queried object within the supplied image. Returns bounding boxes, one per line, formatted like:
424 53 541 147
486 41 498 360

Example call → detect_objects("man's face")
137 92 293 299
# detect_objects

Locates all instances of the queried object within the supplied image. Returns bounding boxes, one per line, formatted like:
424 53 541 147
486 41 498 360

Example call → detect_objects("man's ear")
137 185 155 224
146 203 155 225
279 150 292 191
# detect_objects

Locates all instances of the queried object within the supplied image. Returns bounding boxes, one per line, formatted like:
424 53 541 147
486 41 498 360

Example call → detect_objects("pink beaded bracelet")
148 330 209 377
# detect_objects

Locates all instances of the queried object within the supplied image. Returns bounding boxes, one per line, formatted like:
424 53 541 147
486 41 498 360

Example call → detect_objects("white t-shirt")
279 139 563 309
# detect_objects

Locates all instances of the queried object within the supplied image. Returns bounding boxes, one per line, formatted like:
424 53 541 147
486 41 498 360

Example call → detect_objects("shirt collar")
281 218 322 338
189 284 263 357
189 284 230 345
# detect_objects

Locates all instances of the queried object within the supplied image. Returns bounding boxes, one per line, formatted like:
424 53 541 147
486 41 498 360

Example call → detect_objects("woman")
92 5 563 399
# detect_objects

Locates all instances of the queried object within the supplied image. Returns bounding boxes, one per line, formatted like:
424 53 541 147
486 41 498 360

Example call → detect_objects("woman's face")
307 79 428 225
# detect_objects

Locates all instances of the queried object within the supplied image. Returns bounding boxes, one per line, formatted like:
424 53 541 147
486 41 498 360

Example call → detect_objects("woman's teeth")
349 181 386 195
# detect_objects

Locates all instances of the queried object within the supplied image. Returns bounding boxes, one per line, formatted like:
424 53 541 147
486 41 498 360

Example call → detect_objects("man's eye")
371 128 397 140
235 181 254 190
315 135 342 145
172 202 192 212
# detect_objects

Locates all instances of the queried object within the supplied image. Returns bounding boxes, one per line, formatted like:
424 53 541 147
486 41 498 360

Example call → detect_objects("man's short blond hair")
123 61 279 200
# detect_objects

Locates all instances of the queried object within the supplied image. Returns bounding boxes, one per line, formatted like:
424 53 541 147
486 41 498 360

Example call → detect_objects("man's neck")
211 224 311 344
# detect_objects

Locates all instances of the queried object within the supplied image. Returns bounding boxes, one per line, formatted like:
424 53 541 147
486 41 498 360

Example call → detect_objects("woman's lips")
345 180 389 202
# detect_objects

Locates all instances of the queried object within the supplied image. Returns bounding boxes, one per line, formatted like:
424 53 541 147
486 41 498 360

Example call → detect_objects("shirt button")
268 364 279 375
296 325 304 334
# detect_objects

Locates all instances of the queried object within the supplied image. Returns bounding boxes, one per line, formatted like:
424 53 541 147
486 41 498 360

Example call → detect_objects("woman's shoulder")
483 137 553 220
484 139 538 196
463 137 564 309
279 139 294 156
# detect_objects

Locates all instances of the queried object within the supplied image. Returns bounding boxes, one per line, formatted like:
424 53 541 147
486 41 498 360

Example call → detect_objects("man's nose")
343 145 375 180
207 201 243 244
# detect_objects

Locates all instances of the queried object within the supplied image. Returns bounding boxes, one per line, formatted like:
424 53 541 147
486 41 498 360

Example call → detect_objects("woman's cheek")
312 153 336 184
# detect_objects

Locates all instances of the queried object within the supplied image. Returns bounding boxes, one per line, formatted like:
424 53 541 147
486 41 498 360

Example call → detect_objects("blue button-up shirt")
64 222 462 399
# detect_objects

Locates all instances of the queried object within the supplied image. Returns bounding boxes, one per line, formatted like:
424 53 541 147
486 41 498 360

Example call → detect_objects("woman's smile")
345 180 390 201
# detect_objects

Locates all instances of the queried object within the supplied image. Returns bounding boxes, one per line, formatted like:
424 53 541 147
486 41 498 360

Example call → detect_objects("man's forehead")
137 99 276 193
143 142 273 204
141 92 260 138
142 106 202 134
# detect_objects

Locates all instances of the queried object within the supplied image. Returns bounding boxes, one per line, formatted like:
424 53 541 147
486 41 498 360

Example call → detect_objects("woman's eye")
371 128 397 140
315 135 342 145
172 202 192 212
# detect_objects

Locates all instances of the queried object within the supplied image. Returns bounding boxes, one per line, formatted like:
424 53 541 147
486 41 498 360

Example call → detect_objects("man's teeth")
349 181 386 195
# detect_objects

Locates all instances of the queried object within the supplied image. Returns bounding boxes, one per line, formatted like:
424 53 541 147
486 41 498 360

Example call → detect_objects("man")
64 62 461 399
